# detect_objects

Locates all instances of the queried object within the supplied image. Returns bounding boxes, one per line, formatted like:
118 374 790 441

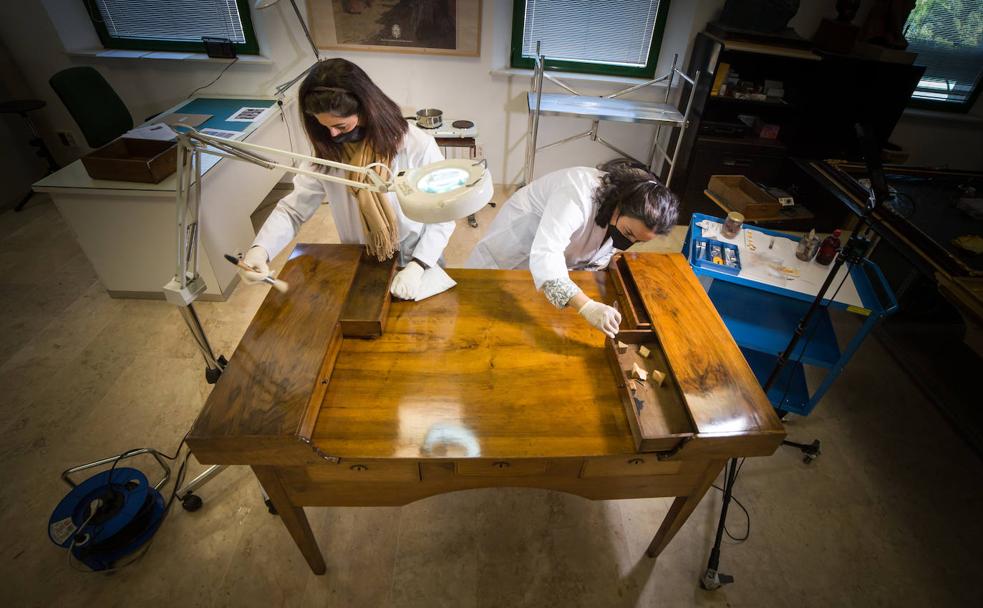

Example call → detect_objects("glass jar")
721 212 744 239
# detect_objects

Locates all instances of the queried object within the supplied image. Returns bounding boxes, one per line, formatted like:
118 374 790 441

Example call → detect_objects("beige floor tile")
2 194 982 608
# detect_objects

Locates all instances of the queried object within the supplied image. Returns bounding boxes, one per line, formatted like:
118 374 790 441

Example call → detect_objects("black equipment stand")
700 124 890 590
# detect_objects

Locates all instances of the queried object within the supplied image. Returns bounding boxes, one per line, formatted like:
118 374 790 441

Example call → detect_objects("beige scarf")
344 140 399 261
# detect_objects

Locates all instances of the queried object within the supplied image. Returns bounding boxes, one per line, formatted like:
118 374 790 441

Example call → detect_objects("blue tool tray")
692 237 741 275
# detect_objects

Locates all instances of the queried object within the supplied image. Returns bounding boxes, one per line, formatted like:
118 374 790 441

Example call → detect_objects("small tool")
224 253 289 292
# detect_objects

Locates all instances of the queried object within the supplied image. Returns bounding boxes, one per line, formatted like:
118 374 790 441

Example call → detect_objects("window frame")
83 0 261 55
509 0 672 79
908 75 983 114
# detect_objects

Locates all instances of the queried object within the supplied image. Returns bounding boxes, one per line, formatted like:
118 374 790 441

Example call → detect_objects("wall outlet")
56 131 77 147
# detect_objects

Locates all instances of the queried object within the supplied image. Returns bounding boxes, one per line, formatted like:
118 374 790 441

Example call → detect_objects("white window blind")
520 0 664 67
93 0 247 44
904 1 982 106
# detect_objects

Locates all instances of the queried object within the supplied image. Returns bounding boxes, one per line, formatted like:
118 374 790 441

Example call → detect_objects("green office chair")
49 66 133 149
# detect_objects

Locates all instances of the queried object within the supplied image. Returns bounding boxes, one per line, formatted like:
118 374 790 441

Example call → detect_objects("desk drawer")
581 456 682 478
454 459 550 477
306 461 420 483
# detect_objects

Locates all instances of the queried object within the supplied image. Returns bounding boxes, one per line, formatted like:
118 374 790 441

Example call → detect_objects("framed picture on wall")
306 0 481 57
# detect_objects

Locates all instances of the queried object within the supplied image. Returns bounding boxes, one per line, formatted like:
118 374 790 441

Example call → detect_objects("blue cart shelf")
683 213 898 416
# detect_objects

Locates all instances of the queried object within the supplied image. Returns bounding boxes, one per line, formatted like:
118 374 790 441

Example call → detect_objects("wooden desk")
188 245 784 575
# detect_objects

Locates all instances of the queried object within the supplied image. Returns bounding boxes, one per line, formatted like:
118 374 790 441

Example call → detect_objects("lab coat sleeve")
252 168 325 259
529 187 588 291
407 135 455 267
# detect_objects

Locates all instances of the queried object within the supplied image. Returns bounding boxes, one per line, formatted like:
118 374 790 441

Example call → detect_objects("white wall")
0 0 725 188
0 0 978 200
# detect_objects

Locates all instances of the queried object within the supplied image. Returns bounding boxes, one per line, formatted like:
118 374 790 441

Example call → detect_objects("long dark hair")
299 59 408 163
592 158 679 232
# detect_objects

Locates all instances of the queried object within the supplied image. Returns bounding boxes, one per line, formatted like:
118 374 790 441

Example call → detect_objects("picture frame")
306 0 481 57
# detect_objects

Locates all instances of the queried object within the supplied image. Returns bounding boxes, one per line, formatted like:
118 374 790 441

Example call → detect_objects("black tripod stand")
700 124 889 591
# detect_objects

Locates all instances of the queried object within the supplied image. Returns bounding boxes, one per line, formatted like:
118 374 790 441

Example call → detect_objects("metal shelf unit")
523 44 701 188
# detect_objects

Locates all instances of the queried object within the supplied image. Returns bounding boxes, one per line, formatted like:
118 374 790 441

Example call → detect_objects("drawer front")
455 459 550 477
306 461 420 483
580 456 682 478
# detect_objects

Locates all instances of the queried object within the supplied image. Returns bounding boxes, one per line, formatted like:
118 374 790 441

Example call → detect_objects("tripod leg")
646 459 724 558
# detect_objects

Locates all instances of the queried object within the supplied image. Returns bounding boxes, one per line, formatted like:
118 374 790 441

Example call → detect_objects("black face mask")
606 221 635 250
331 125 365 144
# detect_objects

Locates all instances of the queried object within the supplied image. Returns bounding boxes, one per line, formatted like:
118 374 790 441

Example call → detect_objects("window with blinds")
85 0 259 54
904 0 982 111
510 0 672 78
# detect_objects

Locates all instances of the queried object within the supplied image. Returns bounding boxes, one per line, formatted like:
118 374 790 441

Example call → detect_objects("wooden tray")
608 255 651 330
339 254 397 338
604 332 694 453
81 137 176 183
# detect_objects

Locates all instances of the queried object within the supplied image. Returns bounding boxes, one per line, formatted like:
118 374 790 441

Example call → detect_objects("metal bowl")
416 108 443 129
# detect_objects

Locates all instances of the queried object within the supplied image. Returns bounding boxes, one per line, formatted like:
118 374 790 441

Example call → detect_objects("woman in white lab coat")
466 160 679 338
240 59 454 299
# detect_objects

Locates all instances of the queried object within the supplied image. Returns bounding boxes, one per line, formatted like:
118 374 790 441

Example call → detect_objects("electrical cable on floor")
712 457 751 543
187 57 239 99
67 432 192 574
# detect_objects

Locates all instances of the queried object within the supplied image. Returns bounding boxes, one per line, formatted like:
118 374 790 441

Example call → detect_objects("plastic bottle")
795 229 820 261
816 229 842 265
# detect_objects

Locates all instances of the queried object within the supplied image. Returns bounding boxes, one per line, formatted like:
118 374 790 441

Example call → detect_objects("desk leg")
646 459 725 558
252 466 327 575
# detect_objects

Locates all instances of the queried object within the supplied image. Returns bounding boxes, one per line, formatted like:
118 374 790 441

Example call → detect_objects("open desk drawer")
604 332 693 453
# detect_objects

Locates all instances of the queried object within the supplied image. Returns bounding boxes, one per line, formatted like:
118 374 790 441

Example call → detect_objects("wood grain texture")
621 253 784 445
312 268 638 460
188 244 362 458
340 254 397 338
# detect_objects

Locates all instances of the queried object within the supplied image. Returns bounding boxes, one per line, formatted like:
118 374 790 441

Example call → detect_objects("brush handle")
225 252 289 292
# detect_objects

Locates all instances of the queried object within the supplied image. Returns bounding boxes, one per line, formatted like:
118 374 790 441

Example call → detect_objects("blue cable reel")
49 449 171 571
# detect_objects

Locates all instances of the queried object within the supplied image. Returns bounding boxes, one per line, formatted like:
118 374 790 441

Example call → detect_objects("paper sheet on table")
414 266 456 301
124 123 177 141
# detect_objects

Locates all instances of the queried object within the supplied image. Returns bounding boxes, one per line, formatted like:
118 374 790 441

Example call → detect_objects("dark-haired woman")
240 59 454 300
465 161 679 338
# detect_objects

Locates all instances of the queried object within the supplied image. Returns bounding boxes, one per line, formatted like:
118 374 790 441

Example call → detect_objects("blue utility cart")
683 213 898 416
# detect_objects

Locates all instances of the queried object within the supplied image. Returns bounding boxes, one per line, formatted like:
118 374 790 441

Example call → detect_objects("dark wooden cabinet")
672 32 924 227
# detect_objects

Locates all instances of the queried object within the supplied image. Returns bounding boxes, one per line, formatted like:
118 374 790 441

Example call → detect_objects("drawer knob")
350 464 368 472
628 458 645 465
492 461 510 469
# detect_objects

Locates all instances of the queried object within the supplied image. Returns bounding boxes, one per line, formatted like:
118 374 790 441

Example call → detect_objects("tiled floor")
1 191 981 607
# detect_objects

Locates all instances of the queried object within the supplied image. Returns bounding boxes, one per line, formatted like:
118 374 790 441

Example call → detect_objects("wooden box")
706 175 779 217
339 254 398 338
81 137 177 183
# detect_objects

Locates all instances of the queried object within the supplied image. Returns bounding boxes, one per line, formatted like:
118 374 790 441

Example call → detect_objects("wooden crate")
81 137 177 183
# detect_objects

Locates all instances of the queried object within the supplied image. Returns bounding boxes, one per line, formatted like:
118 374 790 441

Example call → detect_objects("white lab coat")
253 125 454 267
465 167 616 289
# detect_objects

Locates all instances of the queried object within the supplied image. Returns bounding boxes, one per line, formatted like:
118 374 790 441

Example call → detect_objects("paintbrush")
224 253 289 293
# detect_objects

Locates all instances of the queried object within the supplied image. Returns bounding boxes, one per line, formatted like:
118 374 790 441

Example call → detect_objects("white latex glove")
390 261 425 300
239 246 272 285
578 299 622 339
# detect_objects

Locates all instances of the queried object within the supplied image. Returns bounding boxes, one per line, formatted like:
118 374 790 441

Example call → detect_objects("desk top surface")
313 267 636 459
189 245 782 464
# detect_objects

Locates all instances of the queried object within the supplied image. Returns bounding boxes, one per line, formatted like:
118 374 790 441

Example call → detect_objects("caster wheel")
181 493 203 512
264 497 278 515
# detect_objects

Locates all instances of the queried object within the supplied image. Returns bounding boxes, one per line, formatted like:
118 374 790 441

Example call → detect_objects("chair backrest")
49 66 133 149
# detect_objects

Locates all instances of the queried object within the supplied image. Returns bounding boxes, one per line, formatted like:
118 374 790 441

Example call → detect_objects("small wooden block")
649 367 666 387
616 340 629 354
627 379 638 393
630 362 648 382
638 345 651 358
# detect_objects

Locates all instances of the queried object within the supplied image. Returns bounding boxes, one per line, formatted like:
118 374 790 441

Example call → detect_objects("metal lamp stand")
700 124 889 590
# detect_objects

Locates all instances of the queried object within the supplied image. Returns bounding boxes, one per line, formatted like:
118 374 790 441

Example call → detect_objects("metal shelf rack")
523 42 702 188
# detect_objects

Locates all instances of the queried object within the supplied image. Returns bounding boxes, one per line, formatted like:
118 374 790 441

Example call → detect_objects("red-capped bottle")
816 229 842 265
